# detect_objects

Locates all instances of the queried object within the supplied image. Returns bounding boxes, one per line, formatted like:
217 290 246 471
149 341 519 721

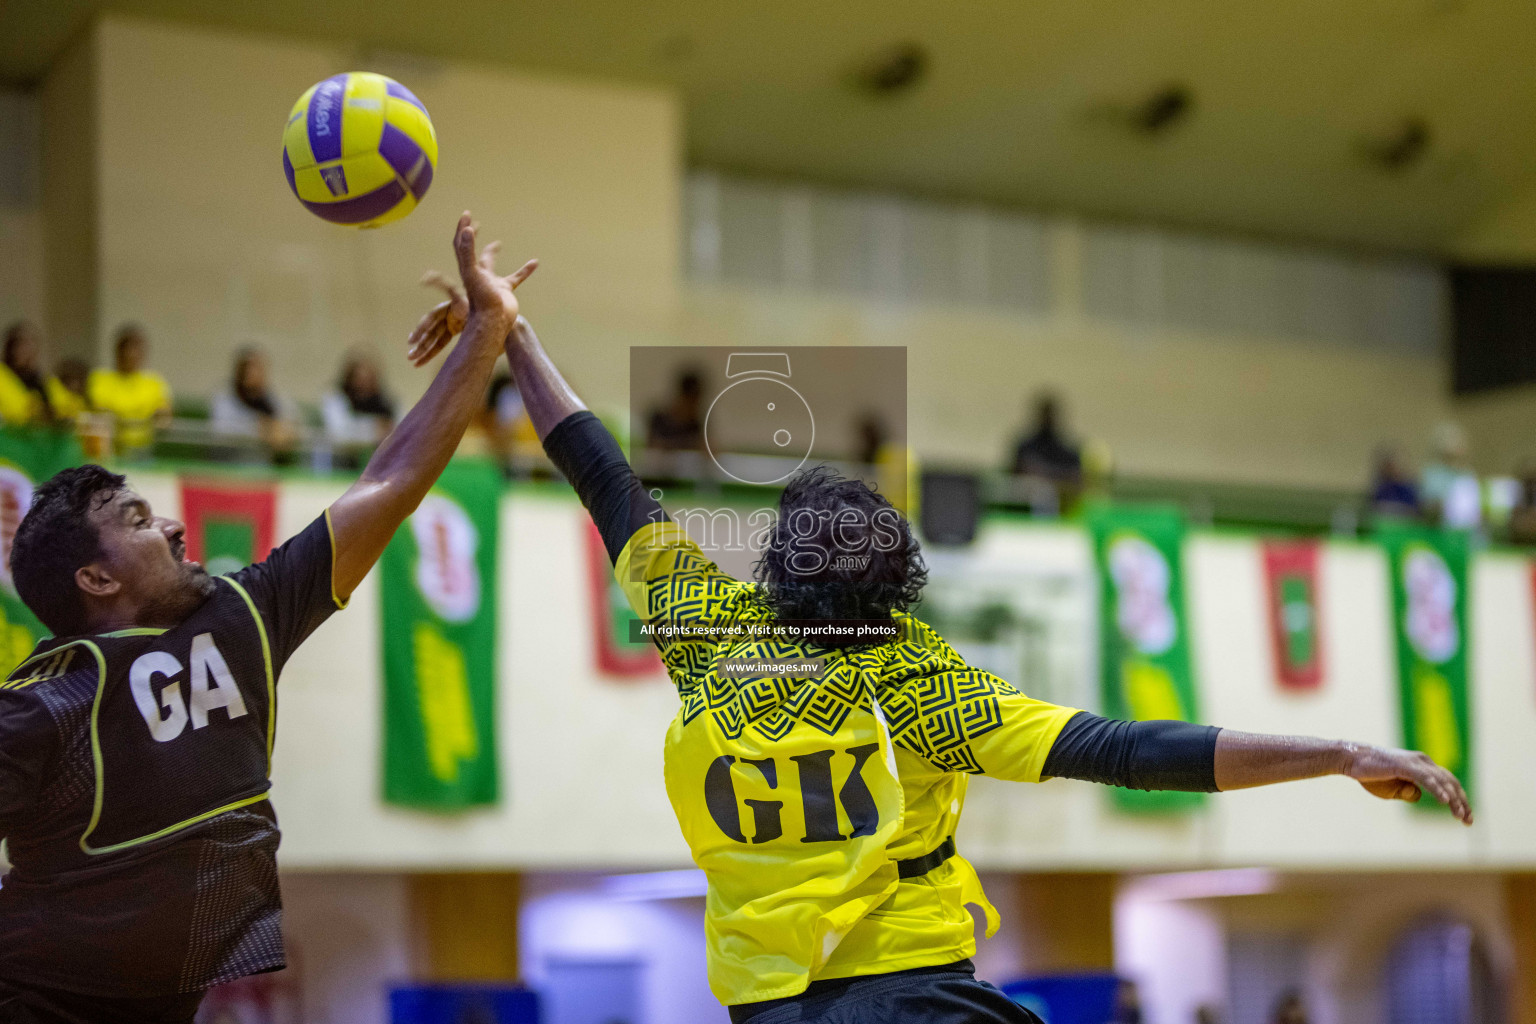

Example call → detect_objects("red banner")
180 480 278 577
584 519 663 678
1262 540 1324 690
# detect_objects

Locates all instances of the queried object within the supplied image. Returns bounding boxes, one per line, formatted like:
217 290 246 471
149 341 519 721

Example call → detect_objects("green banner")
1085 503 1203 812
1377 522 1472 807
0 428 85 674
381 460 500 809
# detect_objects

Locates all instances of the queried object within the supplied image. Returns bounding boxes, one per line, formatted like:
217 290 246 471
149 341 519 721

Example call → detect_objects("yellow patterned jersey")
615 522 1079 1005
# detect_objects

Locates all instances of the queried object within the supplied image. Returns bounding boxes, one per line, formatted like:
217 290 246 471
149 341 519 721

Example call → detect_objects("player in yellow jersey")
410 286 1473 1024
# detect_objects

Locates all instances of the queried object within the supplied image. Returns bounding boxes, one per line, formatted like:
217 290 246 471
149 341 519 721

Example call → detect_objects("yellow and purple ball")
282 71 437 228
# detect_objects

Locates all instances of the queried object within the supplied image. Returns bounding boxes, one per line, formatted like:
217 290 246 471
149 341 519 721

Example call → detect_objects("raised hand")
406 212 536 367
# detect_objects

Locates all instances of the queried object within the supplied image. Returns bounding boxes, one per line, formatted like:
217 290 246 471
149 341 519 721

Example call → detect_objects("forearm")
544 412 669 562
503 317 585 439
514 316 668 561
360 316 503 502
328 314 506 597
1212 729 1347 791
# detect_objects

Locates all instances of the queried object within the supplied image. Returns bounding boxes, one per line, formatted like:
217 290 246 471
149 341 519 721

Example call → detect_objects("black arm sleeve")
543 411 669 563
1040 711 1221 793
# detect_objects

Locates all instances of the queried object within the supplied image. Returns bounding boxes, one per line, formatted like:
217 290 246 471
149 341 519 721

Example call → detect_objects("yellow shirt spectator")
45 377 87 422
0 364 49 426
88 368 172 452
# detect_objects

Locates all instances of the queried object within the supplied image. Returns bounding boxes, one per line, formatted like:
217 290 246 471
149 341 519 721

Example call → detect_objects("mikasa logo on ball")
313 81 341 135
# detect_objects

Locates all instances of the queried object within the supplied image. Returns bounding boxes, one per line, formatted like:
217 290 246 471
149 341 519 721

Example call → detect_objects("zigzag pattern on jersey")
644 544 764 690
877 622 1015 774
638 539 1014 765
679 643 891 742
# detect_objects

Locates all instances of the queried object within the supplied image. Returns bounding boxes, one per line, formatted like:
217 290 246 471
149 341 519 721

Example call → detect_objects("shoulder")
2 639 108 708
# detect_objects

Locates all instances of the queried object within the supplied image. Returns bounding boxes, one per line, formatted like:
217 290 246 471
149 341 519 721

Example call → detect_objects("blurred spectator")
0 321 57 426
88 324 173 455
1011 391 1082 484
1507 460 1536 545
1111 979 1143 1024
1269 990 1309 1024
647 369 704 451
1420 422 1481 530
322 352 396 447
855 412 887 467
47 357 91 423
211 346 299 454
1082 437 1115 499
482 371 539 475
1370 444 1419 519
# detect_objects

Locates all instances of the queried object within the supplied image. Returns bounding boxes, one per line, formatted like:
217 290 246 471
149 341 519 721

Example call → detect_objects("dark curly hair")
751 466 927 647
10 465 127 636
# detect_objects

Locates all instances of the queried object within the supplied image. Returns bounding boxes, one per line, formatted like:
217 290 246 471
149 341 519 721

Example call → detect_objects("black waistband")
727 959 974 1024
895 835 955 879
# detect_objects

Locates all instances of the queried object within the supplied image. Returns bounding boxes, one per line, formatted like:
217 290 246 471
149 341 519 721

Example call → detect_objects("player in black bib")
0 214 531 1024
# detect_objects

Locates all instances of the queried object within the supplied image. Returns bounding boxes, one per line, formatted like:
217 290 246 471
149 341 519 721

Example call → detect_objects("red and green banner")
381 460 500 809
180 480 277 576
0 428 84 671
584 519 662 678
1378 522 1472 805
1085 502 1203 812
1262 540 1324 691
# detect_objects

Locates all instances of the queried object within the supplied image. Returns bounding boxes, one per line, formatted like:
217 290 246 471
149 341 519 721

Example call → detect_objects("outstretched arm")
1040 713 1472 825
1213 728 1472 823
327 212 536 601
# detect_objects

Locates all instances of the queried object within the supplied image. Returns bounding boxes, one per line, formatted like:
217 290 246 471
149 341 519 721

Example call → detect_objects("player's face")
89 489 216 623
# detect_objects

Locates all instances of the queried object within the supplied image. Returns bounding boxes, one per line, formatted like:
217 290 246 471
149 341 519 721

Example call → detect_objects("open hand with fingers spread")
407 212 536 367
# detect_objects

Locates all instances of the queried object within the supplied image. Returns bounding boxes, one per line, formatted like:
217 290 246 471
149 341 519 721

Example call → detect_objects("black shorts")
728 960 1044 1024
0 979 204 1024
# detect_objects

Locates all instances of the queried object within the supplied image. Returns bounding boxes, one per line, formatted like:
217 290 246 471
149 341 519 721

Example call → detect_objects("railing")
127 420 1386 538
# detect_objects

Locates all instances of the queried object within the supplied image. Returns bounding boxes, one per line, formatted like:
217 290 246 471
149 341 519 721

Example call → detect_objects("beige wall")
0 206 43 331
680 286 1448 489
0 90 44 332
42 15 1456 488
90 15 678 407
38 30 98 360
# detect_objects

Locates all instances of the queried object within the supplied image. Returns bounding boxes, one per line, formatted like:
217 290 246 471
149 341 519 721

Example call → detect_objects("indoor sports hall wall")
1452 180 1536 477
61 14 680 408
0 90 43 332
25 15 1457 490
121 469 1536 873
